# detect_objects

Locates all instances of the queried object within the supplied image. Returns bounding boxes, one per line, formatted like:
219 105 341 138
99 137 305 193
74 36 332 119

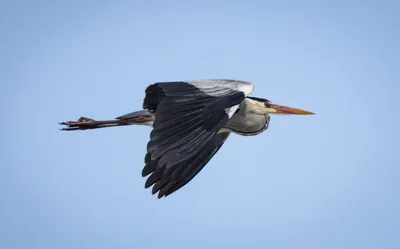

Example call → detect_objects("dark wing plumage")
144 132 231 198
141 80 253 198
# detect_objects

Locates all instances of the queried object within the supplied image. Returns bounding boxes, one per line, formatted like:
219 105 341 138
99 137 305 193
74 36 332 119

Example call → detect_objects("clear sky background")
1 1 399 248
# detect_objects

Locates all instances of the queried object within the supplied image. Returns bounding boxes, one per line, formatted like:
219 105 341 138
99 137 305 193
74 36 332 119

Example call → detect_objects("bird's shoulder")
186 79 254 97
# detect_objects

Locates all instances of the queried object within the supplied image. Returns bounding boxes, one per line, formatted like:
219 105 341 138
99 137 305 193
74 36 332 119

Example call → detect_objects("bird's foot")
59 117 96 131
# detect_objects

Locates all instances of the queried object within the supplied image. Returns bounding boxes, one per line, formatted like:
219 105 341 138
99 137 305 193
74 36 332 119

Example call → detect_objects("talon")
78 117 95 123
59 117 96 128
60 127 80 131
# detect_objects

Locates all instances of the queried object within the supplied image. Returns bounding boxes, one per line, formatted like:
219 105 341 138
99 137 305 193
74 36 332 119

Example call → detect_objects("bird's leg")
60 113 154 131
62 117 95 126
59 117 100 131
60 117 133 131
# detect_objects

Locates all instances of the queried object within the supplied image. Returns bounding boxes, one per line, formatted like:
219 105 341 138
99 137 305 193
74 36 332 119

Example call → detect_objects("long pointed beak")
269 103 314 115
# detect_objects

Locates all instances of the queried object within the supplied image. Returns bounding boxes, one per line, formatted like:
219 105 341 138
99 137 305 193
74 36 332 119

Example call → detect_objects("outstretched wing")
145 132 231 198
141 80 254 198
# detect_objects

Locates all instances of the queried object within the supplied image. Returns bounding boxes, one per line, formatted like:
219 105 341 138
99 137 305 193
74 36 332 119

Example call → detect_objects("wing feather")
142 80 253 198
163 132 231 197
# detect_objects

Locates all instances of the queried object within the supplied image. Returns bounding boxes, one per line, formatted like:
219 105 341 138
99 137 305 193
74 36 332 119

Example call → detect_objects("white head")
246 97 314 116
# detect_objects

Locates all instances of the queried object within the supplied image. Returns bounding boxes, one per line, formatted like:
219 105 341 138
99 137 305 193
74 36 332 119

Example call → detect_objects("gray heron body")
61 79 313 198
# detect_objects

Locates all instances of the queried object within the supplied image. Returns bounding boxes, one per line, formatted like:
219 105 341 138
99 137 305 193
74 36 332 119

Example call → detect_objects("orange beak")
269 103 314 115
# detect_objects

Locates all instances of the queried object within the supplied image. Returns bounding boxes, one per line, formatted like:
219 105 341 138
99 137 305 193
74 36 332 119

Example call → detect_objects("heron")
60 79 314 198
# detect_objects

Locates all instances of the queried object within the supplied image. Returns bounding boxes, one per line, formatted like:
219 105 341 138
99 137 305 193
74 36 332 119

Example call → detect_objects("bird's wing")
142 80 254 198
145 132 231 198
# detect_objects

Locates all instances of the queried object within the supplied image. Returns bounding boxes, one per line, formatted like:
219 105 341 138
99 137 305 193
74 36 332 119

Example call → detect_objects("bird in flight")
60 80 313 198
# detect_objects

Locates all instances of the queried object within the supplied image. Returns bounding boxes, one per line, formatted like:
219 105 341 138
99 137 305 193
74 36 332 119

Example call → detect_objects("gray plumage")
60 79 313 198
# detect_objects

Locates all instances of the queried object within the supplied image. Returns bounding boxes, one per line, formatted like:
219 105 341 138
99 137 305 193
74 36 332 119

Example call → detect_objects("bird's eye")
264 101 272 108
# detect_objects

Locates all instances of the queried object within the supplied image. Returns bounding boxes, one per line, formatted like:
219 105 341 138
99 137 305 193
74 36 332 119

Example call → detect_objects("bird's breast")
223 113 270 136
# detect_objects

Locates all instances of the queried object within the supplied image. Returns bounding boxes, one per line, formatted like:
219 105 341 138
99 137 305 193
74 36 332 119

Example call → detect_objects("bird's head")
248 97 314 116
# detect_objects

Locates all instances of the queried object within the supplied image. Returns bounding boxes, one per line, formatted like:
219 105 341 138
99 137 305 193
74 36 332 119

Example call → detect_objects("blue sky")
1 1 399 248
